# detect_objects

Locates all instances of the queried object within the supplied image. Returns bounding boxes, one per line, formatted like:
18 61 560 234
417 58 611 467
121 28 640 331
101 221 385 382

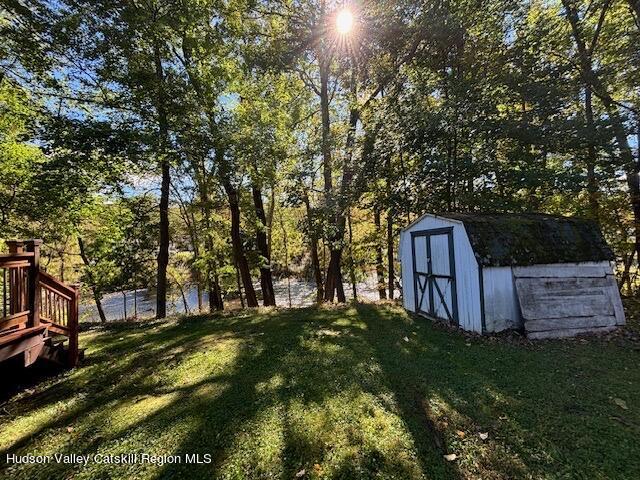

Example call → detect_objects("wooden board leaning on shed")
513 265 625 340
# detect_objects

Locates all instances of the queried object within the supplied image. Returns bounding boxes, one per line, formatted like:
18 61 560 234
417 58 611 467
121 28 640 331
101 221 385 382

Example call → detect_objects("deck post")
6 240 25 254
25 240 42 328
68 284 80 367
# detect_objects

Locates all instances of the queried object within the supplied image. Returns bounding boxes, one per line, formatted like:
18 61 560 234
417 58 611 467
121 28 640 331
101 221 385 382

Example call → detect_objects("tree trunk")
629 0 640 28
59 251 65 283
374 208 387 300
319 53 343 303
156 160 170 319
267 188 276 260
385 152 396 300
122 291 127 321
336 262 346 301
619 248 635 293
224 182 258 308
235 261 245 309
168 270 189 315
325 249 346 303
322 242 327 280
324 104 358 303
197 159 224 312
209 269 223 312
400 151 411 224
77 237 107 323
204 228 223 313
179 283 189 314
252 186 276 306
154 41 170 320
584 86 600 222
280 208 293 308
347 209 357 301
303 194 324 303
320 59 333 200
387 209 395 300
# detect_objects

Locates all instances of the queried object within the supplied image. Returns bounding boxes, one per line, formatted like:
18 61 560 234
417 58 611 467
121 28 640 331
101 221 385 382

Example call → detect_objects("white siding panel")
400 229 415 313
400 215 482 333
482 267 521 332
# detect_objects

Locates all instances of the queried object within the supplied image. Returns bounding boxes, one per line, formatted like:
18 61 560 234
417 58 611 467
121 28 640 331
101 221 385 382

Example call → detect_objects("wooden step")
45 335 67 348
0 326 48 346
0 326 49 366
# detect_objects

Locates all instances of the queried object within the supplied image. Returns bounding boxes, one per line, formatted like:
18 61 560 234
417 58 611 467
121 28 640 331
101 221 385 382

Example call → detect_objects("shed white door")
411 228 459 324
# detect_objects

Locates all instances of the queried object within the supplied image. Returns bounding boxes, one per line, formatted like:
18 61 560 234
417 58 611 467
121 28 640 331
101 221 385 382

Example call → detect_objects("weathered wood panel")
514 263 625 339
518 296 613 319
607 275 626 326
528 326 617 340
525 315 618 332
513 264 609 278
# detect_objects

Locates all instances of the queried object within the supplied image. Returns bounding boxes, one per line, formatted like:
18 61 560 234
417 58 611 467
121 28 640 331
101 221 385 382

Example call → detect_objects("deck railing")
0 240 79 366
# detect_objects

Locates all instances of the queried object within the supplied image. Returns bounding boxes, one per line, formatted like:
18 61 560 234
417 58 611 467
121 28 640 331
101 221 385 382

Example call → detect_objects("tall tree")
561 0 640 261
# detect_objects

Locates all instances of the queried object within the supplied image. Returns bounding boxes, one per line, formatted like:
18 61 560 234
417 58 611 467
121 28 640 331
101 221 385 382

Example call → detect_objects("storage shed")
399 213 626 339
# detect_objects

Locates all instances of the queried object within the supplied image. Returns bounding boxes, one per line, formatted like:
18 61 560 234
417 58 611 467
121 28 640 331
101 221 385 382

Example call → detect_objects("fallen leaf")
610 415 639 429
479 432 489 440
465 343 471 347
613 398 628 410
313 463 323 474
66 426 74 433
443 453 457 462
455 430 466 438
403 336 409 342
295 469 306 478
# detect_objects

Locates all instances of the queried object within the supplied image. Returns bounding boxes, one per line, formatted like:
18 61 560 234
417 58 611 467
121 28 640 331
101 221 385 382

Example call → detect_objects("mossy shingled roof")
439 213 614 267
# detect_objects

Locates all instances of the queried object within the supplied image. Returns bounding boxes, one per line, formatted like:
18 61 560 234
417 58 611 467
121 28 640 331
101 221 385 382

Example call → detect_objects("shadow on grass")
353 304 640 479
0 357 69 405
153 305 462 480
0 310 304 474
2 304 639 479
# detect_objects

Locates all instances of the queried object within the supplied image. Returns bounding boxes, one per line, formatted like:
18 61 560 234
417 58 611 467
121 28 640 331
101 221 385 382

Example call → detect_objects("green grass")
1 303 639 479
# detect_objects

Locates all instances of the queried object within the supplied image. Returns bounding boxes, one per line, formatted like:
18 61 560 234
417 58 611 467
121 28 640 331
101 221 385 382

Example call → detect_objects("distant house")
399 213 626 339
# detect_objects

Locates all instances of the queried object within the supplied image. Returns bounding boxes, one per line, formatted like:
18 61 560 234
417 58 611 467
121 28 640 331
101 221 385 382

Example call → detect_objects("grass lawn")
1 303 639 479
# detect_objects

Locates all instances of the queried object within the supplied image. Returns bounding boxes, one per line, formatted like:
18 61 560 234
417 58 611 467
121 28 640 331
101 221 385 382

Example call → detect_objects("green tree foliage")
0 78 43 234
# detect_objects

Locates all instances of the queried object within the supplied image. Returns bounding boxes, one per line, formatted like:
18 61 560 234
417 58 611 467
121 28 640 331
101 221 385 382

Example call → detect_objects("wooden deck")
1 240 80 368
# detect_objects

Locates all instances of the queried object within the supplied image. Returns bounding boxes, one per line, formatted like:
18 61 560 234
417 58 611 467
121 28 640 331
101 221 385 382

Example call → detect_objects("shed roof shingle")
438 213 614 267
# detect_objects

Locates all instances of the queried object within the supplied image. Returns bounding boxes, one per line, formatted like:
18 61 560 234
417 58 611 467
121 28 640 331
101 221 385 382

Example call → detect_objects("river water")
80 275 400 322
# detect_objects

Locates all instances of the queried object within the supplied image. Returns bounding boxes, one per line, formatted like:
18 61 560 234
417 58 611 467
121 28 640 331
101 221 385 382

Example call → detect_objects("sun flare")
336 9 354 35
